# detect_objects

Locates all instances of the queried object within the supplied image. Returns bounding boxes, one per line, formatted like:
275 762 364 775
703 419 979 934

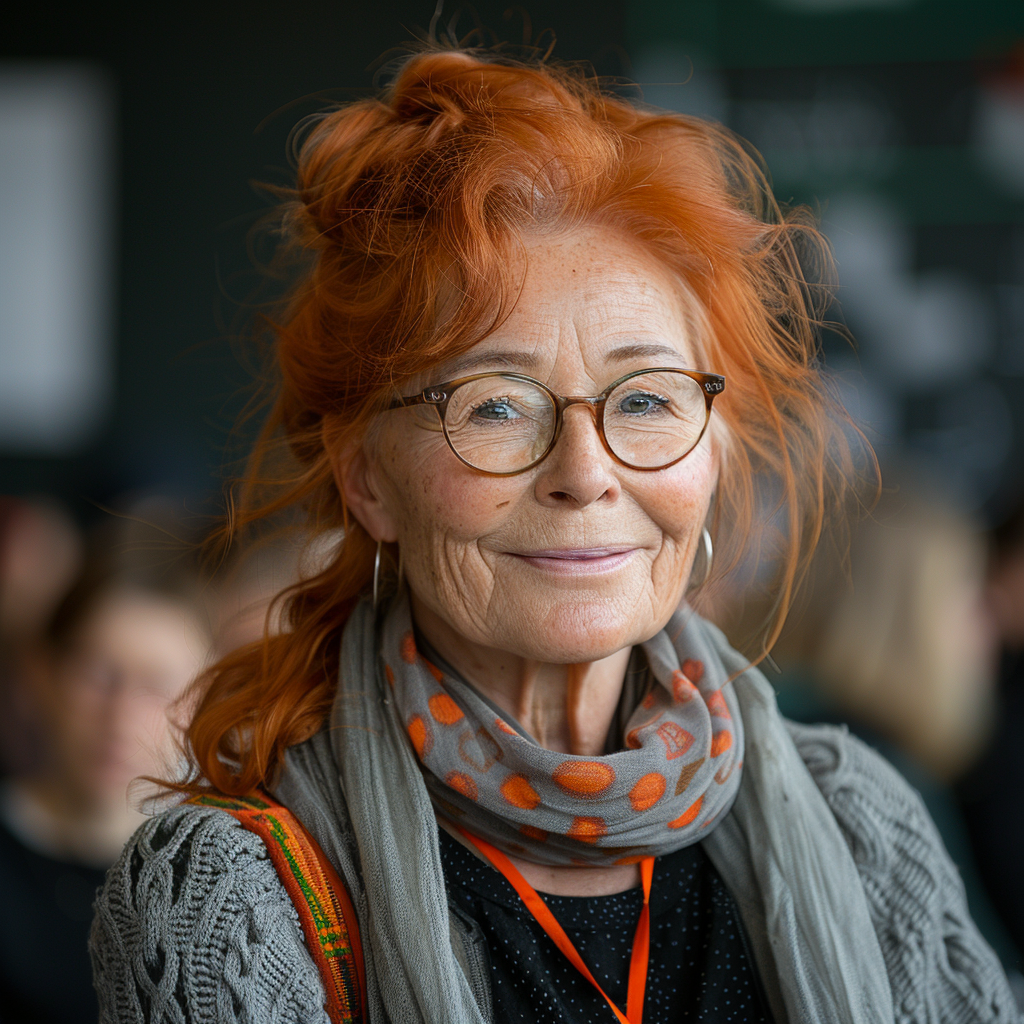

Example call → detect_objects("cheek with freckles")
375 428 526 625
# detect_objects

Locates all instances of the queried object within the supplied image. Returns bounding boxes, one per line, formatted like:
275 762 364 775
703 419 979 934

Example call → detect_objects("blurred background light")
0 64 114 455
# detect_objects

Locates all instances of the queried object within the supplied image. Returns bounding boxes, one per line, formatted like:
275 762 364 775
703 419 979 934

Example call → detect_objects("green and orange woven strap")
187 789 366 1024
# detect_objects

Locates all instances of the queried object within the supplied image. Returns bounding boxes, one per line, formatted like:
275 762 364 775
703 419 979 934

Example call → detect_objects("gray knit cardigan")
90 721 1020 1023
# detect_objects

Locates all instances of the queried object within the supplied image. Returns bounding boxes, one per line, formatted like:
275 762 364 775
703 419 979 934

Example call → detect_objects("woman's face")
50 591 208 807
348 223 718 663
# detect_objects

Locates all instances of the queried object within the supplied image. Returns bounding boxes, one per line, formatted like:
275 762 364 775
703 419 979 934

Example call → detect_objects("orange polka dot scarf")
385 598 744 866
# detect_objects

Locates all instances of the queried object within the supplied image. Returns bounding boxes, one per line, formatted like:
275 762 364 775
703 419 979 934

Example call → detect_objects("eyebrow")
441 350 543 377
605 342 686 363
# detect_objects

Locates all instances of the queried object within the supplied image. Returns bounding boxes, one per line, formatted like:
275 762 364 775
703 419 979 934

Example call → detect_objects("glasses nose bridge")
549 394 609 456
556 393 605 419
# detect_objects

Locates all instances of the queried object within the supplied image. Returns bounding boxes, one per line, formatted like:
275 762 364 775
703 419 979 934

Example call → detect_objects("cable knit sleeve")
790 721 1021 1024
90 803 331 1024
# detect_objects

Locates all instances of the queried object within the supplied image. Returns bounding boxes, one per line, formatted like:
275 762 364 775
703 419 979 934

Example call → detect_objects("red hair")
182 48 870 795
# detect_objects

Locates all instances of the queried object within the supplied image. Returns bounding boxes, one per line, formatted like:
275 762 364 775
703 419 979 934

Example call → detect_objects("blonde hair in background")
810 495 995 781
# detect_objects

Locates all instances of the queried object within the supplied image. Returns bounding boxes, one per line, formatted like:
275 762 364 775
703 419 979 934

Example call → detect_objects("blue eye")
617 391 669 416
472 398 520 421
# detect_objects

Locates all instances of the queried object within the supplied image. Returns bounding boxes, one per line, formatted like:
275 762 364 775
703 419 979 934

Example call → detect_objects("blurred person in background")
0 498 82 778
778 491 995 778
771 488 1021 976
959 498 1024 962
0 518 210 1024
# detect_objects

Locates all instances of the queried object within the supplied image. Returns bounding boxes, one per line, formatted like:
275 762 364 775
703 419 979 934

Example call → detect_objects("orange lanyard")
456 826 655 1024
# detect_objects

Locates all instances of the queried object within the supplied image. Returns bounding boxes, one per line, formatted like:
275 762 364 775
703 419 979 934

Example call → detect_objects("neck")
2 776 144 867
410 597 632 756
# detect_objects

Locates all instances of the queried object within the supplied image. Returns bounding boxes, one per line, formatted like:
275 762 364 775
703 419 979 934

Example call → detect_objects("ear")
324 421 400 544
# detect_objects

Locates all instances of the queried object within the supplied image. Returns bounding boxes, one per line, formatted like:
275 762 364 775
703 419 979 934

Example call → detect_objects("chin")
511 598 648 664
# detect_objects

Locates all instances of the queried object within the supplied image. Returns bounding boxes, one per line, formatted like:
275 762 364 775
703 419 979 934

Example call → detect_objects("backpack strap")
186 789 366 1024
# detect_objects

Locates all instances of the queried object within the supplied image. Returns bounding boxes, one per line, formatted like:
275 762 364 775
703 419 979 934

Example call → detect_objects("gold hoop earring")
373 540 382 608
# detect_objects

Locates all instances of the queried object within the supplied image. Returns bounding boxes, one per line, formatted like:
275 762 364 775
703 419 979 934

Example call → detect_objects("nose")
533 405 621 508
101 678 136 740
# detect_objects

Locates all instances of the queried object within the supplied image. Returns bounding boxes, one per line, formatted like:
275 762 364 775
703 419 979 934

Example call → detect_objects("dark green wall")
625 0 1024 521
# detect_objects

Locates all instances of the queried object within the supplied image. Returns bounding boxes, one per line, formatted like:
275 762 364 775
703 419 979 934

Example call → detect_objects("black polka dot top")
439 828 774 1023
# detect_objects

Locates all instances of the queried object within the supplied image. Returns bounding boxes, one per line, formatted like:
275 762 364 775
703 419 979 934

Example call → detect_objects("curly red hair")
182 48 869 795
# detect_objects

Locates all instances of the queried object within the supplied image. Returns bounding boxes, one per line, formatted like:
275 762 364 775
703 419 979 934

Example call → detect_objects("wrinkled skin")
339 223 719 893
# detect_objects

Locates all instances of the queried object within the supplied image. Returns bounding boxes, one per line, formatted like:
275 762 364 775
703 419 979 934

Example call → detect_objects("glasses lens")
603 371 708 469
444 376 556 473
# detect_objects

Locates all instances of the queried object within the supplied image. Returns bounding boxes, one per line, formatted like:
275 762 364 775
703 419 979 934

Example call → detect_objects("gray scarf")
383 593 744 865
331 596 894 1024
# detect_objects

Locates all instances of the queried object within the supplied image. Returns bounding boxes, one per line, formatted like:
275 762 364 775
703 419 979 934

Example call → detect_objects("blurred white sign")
0 64 115 454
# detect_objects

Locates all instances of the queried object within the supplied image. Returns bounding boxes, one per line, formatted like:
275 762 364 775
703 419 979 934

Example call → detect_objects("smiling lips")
510 547 638 575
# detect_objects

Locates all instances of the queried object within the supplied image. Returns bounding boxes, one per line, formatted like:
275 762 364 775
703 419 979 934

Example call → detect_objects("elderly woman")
91 50 1019 1024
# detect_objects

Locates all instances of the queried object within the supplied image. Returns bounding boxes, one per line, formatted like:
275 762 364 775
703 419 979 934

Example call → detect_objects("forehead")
438 224 701 381
70 590 205 665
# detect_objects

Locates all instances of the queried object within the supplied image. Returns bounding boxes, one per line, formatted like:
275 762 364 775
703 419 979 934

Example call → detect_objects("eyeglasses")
387 367 726 476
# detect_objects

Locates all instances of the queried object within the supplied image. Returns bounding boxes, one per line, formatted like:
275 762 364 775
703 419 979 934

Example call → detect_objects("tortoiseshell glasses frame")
386 366 726 477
